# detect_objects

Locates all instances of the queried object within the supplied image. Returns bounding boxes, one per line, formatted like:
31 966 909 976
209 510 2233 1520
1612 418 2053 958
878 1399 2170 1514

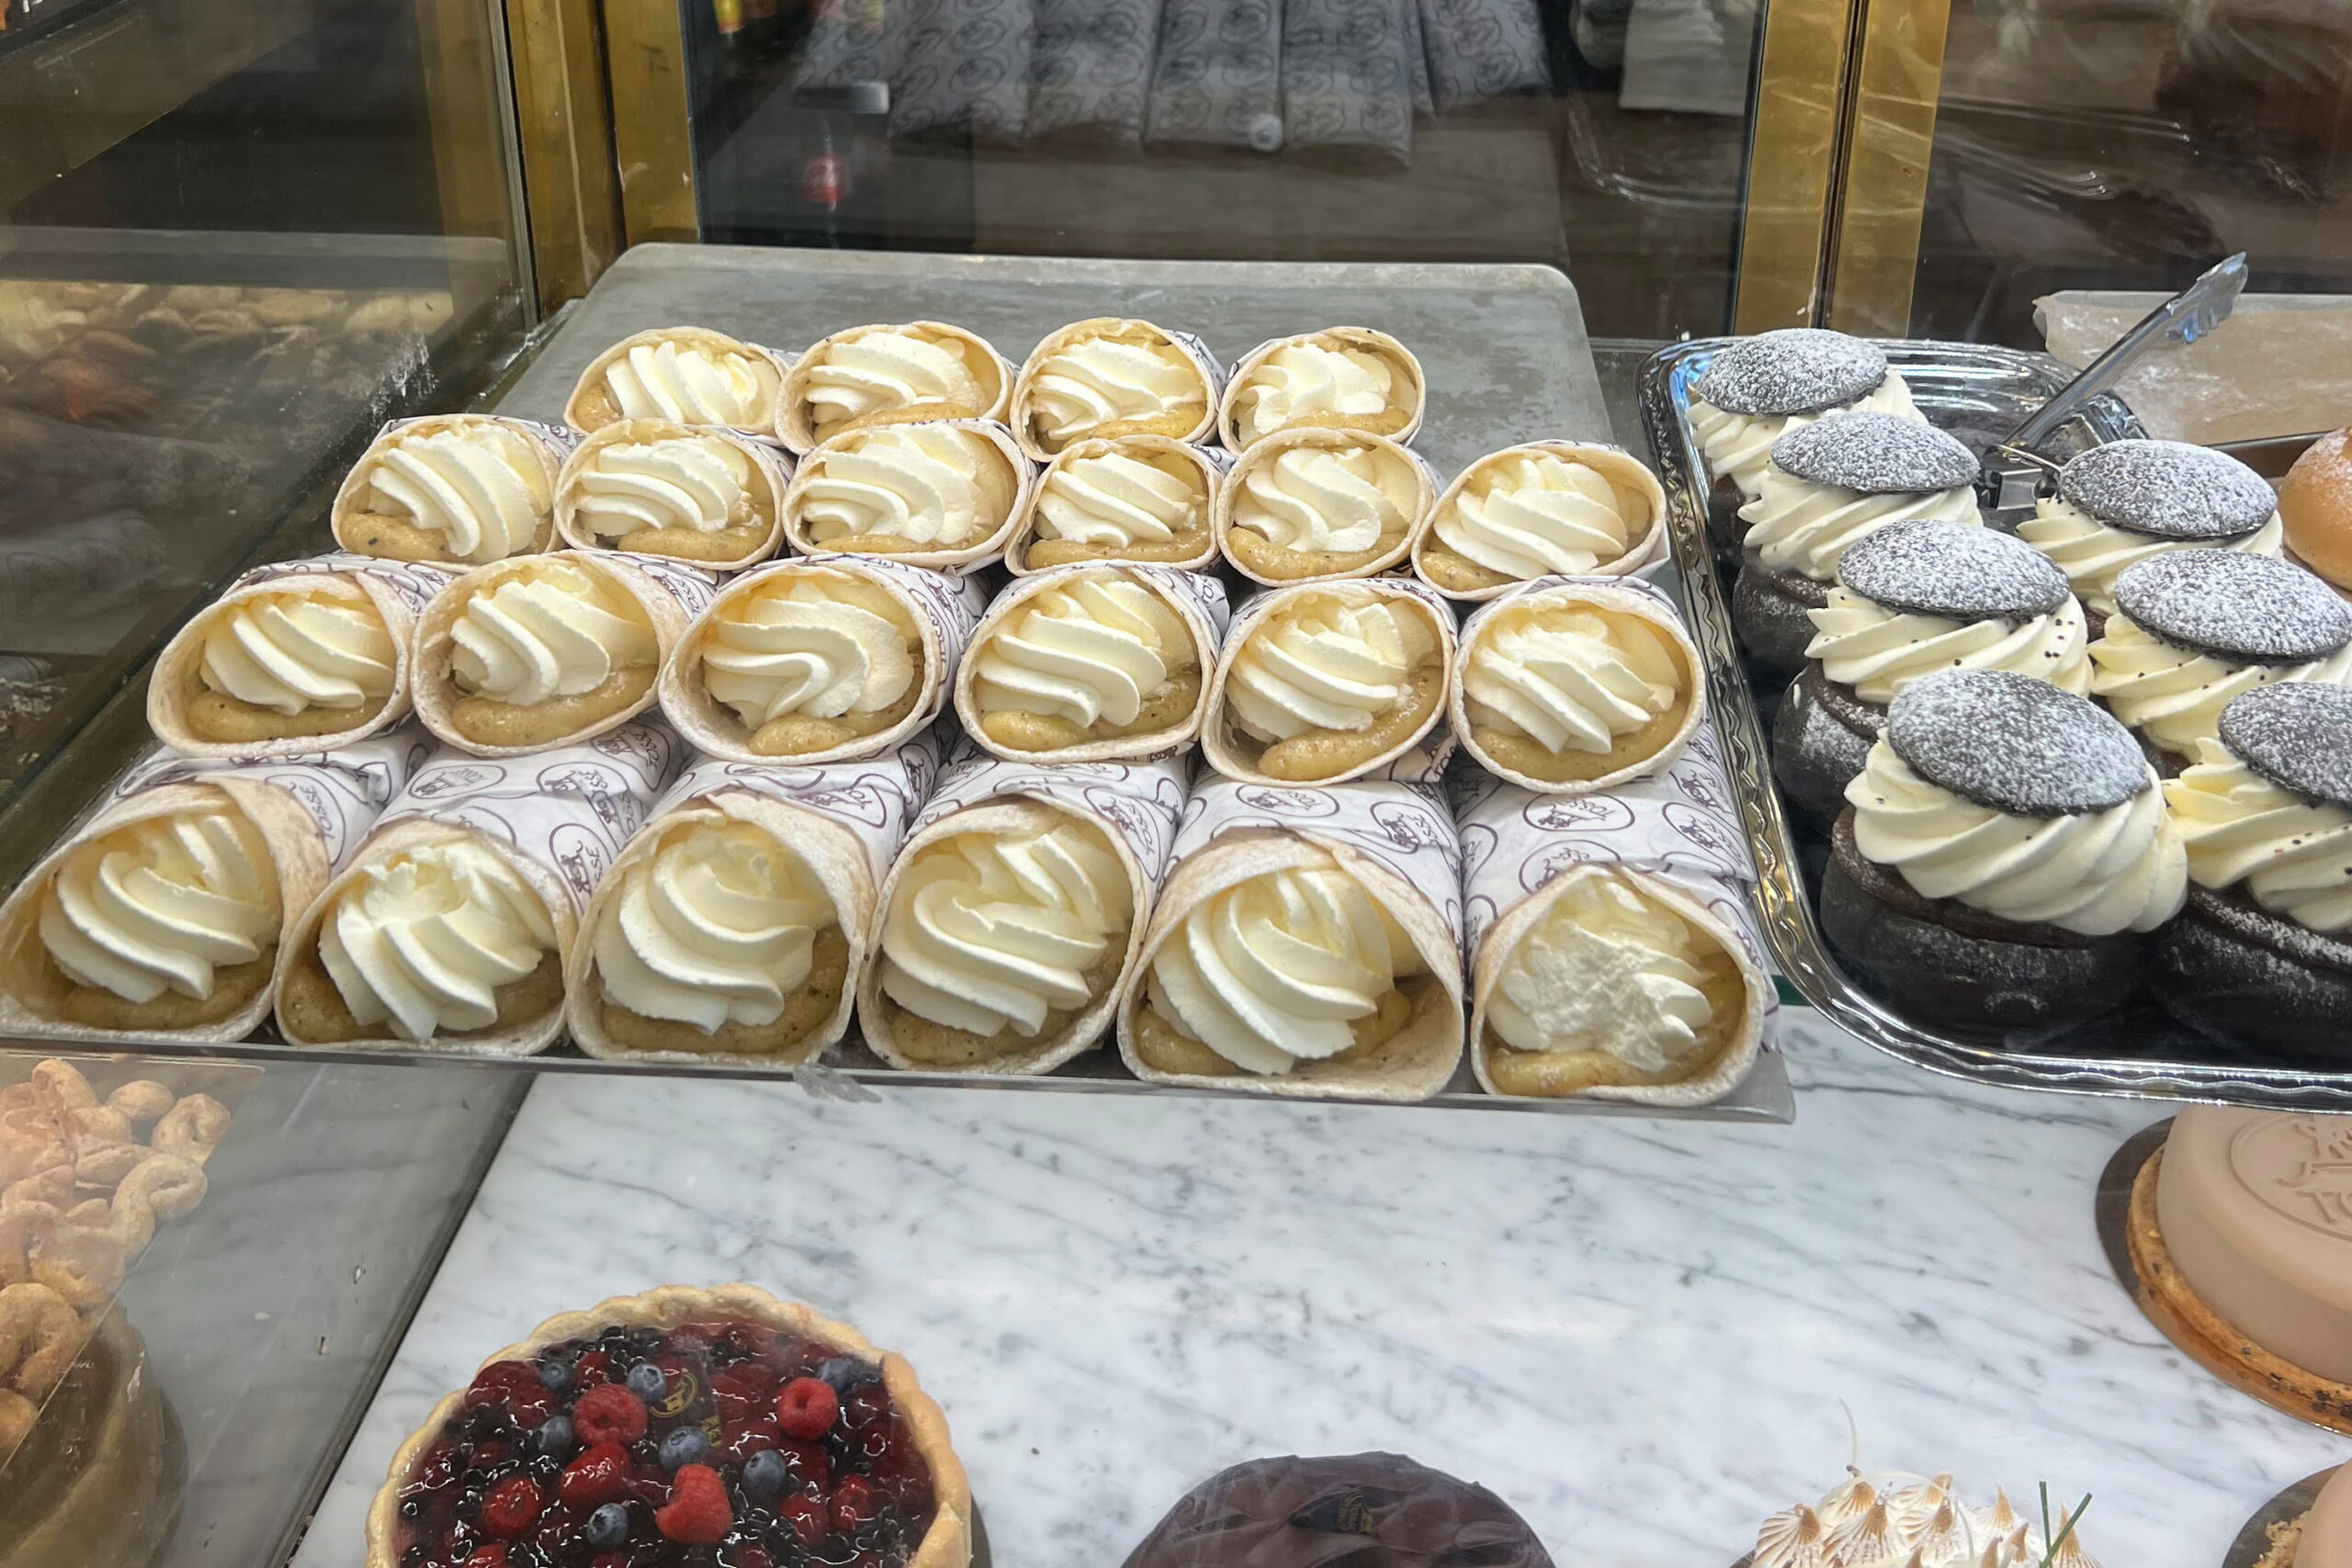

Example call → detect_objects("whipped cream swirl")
604 339 774 427
574 436 755 540
798 426 1007 549
1490 867 1720 1072
803 328 986 434
1465 607 1683 755
1688 374 1918 500
1227 594 1437 741
39 806 277 1004
361 423 551 563
2090 612 2352 756
2018 497 2285 616
200 590 397 715
973 576 1191 729
1435 450 1644 579
2166 740 2352 933
1035 450 1202 547
1232 341 1399 446
1026 335 1202 446
703 572 917 728
1740 470 1979 581
318 840 557 1041
450 561 657 706
1806 587 2091 705
1233 443 1419 557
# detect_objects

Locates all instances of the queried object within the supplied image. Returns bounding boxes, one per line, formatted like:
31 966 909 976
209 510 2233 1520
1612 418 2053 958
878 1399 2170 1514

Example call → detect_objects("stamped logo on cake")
2233 1116 2352 1238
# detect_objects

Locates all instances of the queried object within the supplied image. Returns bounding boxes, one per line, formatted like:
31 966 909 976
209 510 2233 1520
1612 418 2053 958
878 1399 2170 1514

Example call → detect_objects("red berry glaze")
481 1475 544 1539
558 1442 632 1507
779 1494 829 1549
831 1474 876 1533
463 1547 510 1568
571 1384 648 1446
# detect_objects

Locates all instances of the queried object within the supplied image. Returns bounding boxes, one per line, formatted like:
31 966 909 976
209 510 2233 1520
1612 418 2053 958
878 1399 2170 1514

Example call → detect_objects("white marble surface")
292 1016 2348 1568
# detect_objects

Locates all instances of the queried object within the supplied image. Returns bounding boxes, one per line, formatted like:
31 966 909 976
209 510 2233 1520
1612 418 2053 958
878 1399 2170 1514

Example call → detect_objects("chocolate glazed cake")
1121 1453 1555 1568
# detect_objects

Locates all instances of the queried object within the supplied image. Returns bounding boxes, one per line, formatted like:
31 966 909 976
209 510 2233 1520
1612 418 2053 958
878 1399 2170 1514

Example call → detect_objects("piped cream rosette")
1215 427 1435 585
149 554 452 758
273 723 681 1055
858 750 1188 1076
566 731 940 1068
1216 327 1426 449
1411 441 1668 600
955 564 1228 763
331 414 572 566
778 321 1014 453
1008 318 1223 459
561 326 789 436
1456 728 1773 1105
1201 578 1457 786
552 418 792 570
1451 576 1705 794
411 550 715 757
1005 434 1226 573
1117 773 1465 1102
660 554 986 765
0 735 423 1043
778 420 1035 572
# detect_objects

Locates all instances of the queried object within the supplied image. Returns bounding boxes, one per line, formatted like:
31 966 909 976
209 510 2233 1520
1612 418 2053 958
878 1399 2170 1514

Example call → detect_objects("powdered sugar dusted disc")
2057 438 2277 541
1769 412 1977 495
1837 520 2069 622
1690 330 1890 417
1887 668 2147 816
2219 682 2352 808
2111 550 2352 664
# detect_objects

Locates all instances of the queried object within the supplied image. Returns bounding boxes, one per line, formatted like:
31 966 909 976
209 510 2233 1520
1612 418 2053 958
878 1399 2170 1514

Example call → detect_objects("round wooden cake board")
2097 1119 2352 1437
2226 1468 2341 1568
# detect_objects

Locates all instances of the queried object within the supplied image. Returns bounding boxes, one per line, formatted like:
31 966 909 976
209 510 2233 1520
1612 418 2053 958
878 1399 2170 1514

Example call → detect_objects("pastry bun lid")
561 326 789 437
777 321 1014 453
1411 440 1668 601
552 417 792 570
1008 317 1221 459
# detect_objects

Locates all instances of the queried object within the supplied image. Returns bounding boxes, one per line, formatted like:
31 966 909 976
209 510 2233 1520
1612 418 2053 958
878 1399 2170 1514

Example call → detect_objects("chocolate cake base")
1731 554 1828 679
2151 886 2352 1064
1121 1452 1554 1568
1770 664 1879 828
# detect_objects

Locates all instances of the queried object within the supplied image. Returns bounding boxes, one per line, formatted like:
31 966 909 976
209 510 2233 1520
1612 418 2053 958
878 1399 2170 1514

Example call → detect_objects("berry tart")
366 1286 969 1568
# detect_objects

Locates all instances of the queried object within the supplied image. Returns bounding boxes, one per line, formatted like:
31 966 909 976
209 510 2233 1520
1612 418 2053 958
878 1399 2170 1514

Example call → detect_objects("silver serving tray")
1644 337 2352 1111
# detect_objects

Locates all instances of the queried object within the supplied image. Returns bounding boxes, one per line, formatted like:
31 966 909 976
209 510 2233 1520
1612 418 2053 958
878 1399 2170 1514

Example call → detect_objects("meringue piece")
1017 321 1209 453
1755 1506 1832 1568
699 568 922 757
315 840 559 1042
198 588 397 718
353 421 553 563
37 806 278 1008
791 424 1019 558
969 572 1198 751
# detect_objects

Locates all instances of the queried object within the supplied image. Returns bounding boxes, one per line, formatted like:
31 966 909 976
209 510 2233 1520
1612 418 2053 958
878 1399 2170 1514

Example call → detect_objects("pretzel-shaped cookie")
29 1059 95 1112
0 1387 33 1459
90 1154 207 1257
105 1080 176 1125
0 1281 82 1398
71 1136 151 1190
153 1093 231 1166
0 1201 61 1290
28 1224 125 1311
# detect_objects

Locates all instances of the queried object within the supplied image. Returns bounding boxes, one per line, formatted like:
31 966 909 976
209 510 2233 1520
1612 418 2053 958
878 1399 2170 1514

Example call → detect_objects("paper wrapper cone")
661 554 987 765
1215 428 1437 586
955 563 1228 764
552 419 794 570
412 550 717 758
562 327 792 437
1455 722 1775 1106
567 729 940 1069
1451 575 1707 795
1216 327 1427 450
149 554 455 759
332 415 576 565
1201 577 1458 787
1116 773 1464 1102
1005 435 1229 574
858 748 1189 1076
1410 441 1670 602
1008 318 1225 460
778 419 1036 573
777 321 1015 453
273 722 683 1055
0 731 426 1043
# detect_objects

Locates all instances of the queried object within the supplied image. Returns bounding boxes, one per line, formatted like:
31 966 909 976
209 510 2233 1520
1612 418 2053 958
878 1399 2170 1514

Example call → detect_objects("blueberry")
741 1449 786 1501
815 1357 875 1397
626 1362 667 1401
538 1358 575 1395
659 1427 709 1470
586 1501 631 1550
535 1414 575 1457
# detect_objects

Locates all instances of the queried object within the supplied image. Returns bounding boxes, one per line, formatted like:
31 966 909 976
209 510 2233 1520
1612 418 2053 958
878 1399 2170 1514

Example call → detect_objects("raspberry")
481 1475 544 1539
558 1442 633 1507
779 1494 829 1549
468 1441 510 1473
654 1463 732 1544
462 1548 509 1568
775 1378 837 1439
573 1384 649 1446
830 1474 876 1533
465 1361 538 1410
711 1362 777 1423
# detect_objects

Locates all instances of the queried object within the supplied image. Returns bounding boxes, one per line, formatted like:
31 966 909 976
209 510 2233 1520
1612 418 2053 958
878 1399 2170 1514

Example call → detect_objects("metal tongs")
1977 252 2249 523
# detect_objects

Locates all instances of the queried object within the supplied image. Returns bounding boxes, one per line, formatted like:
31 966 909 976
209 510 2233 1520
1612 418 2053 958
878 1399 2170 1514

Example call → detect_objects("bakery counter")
290 1013 2344 1568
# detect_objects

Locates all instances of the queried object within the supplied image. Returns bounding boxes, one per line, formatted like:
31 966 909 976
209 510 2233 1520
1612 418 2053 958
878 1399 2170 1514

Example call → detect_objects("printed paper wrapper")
552 419 795 571
776 321 1016 453
272 721 683 1055
1410 441 1670 601
778 419 1037 573
149 553 457 759
1450 574 1708 795
1454 723 1776 1106
1006 435 1230 575
660 554 987 766
561 327 792 437
0 731 428 1043
413 550 718 758
1215 428 1438 586
956 563 1229 764
567 728 943 1069
1007 319 1226 460
857 747 1189 1077
1215 327 1428 450
1201 577 1459 788
1115 773 1465 1102
331 414 576 564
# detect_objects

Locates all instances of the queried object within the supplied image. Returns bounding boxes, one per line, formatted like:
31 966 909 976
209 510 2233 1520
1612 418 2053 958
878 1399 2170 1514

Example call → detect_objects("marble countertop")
291 1016 2348 1568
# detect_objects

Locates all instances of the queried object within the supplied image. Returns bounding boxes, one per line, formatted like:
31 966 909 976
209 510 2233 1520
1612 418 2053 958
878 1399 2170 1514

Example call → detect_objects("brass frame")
1732 0 1860 331
602 0 700 243
1823 0 1953 334
506 0 627 308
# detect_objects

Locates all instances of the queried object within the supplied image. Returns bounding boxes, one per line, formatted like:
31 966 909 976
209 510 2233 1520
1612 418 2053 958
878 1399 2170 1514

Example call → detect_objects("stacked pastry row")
1687 328 2352 1053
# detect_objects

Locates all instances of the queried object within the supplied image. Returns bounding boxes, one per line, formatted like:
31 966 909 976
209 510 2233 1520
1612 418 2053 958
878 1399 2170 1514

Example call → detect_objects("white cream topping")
38 806 277 1004
803 328 985 432
1688 372 1918 500
574 436 756 540
1434 450 1644 580
1847 740 2185 936
2018 497 2285 616
594 818 837 1031
972 576 1191 729
1233 442 1420 557
1740 470 1980 581
1755 1474 2075 1568
1464 604 1683 756
317 840 557 1041
2090 611 2352 756
1489 867 1721 1072
1034 451 1203 547
1233 341 1398 446
449 560 658 706
702 571 918 728
1147 859 1424 1074
1027 335 1202 446
361 423 552 563
604 339 774 427
1227 593 1438 742
878 824 1130 1038
2166 741 2352 933
1806 587 2092 705
797 426 1007 549
199 590 397 716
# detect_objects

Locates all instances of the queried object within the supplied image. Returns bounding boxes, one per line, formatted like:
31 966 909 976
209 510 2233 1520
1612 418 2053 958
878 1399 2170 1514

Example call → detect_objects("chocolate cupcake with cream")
1821 669 2186 1032
2018 438 2284 623
2155 682 2352 1059
1685 329 1920 514
2090 550 2352 763
1773 522 2090 825
1732 413 1982 677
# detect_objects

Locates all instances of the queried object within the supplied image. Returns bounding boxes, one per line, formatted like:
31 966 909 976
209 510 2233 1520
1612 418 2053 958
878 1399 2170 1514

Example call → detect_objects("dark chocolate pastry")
1686 330 1919 534
2019 438 2284 620
1122 1453 1555 1568
1733 559 1833 682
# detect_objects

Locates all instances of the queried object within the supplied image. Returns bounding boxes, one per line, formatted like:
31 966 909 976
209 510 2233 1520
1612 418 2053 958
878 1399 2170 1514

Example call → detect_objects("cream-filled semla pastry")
1012 318 1216 458
1456 585 1702 791
1013 434 1218 571
1206 584 1451 784
1684 328 1920 501
333 414 560 565
1415 441 1667 596
1217 427 1431 583
556 419 786 569
780 321 1012 451
413 555 665 754
1218 327 1424 449
151 571 408 752
781 422 1027 568
960 569 1207 759
563 326 786 435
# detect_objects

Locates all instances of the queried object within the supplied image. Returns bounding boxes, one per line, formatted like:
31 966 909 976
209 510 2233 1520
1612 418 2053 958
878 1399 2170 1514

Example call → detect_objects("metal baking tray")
1645 337 2352 1111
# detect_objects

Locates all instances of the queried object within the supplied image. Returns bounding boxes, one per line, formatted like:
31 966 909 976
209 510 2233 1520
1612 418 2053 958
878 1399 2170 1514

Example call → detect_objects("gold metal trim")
1825 0 1952 335
1733 0 1858 331
603 0 700 243
507 0 624 307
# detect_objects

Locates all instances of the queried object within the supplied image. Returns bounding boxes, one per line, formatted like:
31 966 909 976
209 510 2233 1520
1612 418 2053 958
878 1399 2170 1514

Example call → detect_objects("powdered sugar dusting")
1770 413 1979 496
2219 682 2352 807
2111 550 2352 663
1888 669 2147 815
2057 438 2276 540
1838 521 2069 622
1690 329 1889 417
